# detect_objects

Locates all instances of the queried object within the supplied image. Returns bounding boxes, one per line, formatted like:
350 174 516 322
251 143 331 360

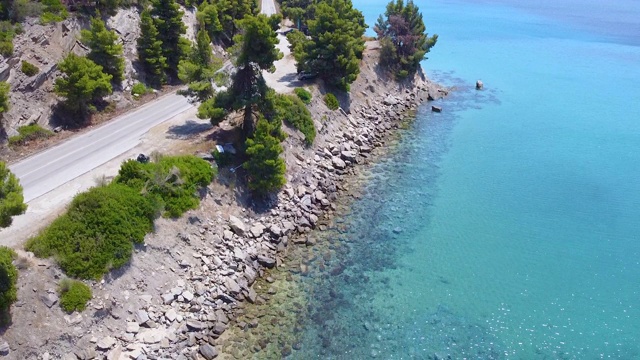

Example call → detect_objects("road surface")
9 93 192 202
261 0 277 16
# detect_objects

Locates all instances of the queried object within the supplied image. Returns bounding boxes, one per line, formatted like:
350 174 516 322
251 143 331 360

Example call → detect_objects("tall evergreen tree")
137 10 167 86
198 14 281 135
243 116 286 195
81 17 125 84
374 0 437 78
151 0 187 73
178 29 223 102
295 0 366 91
54 54 113 114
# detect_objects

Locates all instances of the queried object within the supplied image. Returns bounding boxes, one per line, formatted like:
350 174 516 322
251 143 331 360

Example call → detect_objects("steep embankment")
0 44 446 359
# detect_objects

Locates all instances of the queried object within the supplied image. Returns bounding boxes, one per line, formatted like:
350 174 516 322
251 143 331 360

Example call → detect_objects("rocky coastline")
3 54 446 359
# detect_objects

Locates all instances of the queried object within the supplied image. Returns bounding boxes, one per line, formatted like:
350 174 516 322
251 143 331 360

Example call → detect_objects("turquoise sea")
255 0 640 359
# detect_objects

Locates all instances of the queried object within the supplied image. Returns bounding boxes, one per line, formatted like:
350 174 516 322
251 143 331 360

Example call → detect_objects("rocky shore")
2 49 446 359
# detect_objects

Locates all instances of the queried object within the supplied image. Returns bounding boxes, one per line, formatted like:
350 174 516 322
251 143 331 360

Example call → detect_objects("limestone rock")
165 309 177 322
0 340 9 356
331 156 346 170
135 310 149 325
199 344 218 359
96 336 116 350
476 80 483 90
257 255 276 268
186 319 208 331
250 223 265 238
228 215 247 235
41 293 58 308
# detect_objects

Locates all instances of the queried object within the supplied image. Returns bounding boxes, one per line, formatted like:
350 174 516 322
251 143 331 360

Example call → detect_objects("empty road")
9 93 193 202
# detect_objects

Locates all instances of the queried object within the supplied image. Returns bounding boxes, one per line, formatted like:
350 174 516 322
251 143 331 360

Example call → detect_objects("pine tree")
243 117 286 195
137 10 167 86
81 17 125 84
151 0 187 73
297 0 366 91
197 14 281 135
374 0 437 78
196 1 223 42
54 54 113 114
0 161 27 228
178 29 223 102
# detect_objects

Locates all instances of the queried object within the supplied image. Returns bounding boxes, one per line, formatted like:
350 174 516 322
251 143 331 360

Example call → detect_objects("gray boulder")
228 215 247 235
199 344 218 359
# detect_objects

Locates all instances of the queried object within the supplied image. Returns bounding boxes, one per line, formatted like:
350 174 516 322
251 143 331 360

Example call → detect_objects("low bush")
0 247 18 317
58 279 92 312
8 124 53 147
324 93 339 110
0 21 17 57
116 155 215 218
274 94 315 145
40 0 68 24
293 87 312 104
131 82 149 97
26 155 214 279
21 60 39 77
25 183 156 279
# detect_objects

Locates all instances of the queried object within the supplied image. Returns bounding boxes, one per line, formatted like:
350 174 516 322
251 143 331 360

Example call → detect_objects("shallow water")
250 1 640 359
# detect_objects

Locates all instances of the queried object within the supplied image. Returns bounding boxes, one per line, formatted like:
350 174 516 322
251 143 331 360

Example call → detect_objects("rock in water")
476 80 483 90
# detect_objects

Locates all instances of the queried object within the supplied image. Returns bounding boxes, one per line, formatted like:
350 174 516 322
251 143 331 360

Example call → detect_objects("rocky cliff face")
0 6 198 139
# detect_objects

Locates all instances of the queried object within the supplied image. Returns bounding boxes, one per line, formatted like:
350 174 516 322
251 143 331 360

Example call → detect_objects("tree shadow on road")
166 120 213 140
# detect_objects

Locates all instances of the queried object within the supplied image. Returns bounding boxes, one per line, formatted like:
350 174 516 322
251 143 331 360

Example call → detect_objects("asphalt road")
9 93 193 202
261 0 277 16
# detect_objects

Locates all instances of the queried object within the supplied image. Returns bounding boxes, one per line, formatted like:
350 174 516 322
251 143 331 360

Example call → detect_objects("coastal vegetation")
25 155 214 279
54 54 113 116
293 87 312 104
80 17 125 84
375 0 437 78
0 246 17 323
323 93 339 110
58 279 92 312
0 81 8 115
178 28 224 103
8 124 53 147
0 161 27 228
244 117 286 194
20 60 39 76
290 0 366 91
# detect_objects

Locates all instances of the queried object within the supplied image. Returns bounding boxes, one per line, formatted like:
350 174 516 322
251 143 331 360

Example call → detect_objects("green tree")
0 81 9 115
178 29 223 102
137 10 167 86
0 246 17 320
244 116 286 195
296 0 366 91
0 161 27 228
151 0 187 74
196 1 223 41
81 17 125 84
54 54 113 114
374 0 437 78
198 14 281 135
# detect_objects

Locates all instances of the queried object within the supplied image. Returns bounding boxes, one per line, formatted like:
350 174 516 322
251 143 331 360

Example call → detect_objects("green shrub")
0 21 17 57
131 82 149 97
0 247 18 316
21 60 39 77
58 279 92 312
116 155 215 218
274 94 315 145
8 124 54 147
293 87 312 104
324 93 339 110
26 155 214 279
25 183 156 279
40 0 68 24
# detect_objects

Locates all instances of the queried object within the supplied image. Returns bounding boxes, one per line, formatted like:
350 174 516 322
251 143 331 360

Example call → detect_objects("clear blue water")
263 1 640 359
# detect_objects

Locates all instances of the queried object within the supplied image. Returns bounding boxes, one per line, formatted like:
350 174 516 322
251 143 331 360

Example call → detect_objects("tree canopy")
0 246 17 319
81 17 125 84
197 14 281 135
178 29 224 102
150 0 187 74
0 161 27 228
243 116 286 194
137 10 167 86
374 0 437 78
54 54 113 115
293 0 366 91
